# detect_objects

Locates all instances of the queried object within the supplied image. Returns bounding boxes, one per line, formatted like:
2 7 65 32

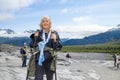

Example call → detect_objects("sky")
0 0 120 38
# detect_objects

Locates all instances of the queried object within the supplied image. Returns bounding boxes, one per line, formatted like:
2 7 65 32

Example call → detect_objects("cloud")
55 24 112 32
73 16 91 22
0 0 38 21
0 13 14 21
54 24 114 39
0 0 37 11
73 16 97 25
60 0 69 4
61 8 68 14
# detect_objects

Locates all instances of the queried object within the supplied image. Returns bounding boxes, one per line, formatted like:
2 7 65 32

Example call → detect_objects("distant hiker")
21 43 29 67
112 53 117 67
65 53 72 65
116 53 120 69
27 16 62 80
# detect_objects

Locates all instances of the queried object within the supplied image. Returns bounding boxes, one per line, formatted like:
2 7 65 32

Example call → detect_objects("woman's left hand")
51 33 57 42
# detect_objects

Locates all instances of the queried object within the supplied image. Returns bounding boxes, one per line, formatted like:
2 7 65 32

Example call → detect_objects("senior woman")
29 16 62 80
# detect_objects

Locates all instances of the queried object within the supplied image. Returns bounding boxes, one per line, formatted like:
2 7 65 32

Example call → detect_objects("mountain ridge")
0 29 35 37
63 27 120 45
0 26 120 46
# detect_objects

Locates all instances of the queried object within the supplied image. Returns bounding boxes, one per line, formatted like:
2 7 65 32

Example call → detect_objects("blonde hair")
39 16 52 30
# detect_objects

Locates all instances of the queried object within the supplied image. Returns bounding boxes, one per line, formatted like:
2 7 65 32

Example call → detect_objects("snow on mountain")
0 29 15 35
107 24 120 32
23 30 35 34
0 29 35 37
0 26 120 38
107 27 120 32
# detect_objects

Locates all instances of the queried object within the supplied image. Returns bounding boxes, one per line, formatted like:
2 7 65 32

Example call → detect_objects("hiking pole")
25 48 29 80
26 36 37 80
26 51 33 80
53 41 57 80
54 56 57 80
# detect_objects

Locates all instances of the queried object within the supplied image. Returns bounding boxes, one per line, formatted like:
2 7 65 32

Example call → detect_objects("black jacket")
30 30 62 51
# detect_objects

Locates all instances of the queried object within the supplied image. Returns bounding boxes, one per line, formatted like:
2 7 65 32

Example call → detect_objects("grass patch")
61 43 120 54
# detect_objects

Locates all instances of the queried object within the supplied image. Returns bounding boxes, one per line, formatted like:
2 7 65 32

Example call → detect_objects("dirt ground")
0 51 120 80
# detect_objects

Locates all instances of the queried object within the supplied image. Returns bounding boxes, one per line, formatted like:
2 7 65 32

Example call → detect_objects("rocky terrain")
0 44 120 80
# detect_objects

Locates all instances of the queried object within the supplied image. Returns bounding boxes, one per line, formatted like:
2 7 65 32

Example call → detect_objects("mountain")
60 38 69 42
23 30 35 34
0 37 68 47
1 26 120 46
104 39 120 45
0 29 33 46
63 27 120 45
0 29 15 34
0 29 35 37
0 37 30 47
116 24 120 27
0 28 68 46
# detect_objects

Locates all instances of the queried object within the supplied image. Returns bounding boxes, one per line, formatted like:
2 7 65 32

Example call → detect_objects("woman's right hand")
34 32 39 37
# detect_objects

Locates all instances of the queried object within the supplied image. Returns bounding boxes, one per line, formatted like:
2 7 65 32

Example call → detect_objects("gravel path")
56 52 120 80
0 51 120 80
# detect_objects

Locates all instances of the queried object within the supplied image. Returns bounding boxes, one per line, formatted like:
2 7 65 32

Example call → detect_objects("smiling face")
40 16 51 30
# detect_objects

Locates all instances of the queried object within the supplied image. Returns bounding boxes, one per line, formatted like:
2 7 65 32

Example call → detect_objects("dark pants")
117 63 119 69
22 56 27 67
35 61 54 80
114 59 116 67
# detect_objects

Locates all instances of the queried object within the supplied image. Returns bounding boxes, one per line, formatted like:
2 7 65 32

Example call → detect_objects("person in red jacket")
66 53 71 58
